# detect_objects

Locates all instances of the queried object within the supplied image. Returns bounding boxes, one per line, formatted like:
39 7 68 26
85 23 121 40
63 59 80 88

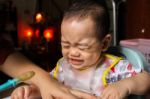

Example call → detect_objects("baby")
11 0 149 99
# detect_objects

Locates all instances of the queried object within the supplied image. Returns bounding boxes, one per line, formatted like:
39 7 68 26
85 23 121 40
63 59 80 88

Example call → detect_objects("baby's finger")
112 95 120 99
11 87 24 99
101 93 109 99
11 95 15 99
10 95 14 99
23 86 32 98
101 89 113 99
101 90 109 99
115 96 120 99
17 87 25 99
107 93 120 99
101 95 109 99
11 95 19 99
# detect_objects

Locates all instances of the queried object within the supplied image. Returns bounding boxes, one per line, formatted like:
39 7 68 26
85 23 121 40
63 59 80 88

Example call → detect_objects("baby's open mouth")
68 58 84 65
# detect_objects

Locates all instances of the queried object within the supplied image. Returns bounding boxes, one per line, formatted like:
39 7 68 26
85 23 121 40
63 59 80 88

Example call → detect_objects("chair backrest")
107 46 149 72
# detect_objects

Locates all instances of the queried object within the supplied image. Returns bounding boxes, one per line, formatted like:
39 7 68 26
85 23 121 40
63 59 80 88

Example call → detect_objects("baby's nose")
69 47 80 57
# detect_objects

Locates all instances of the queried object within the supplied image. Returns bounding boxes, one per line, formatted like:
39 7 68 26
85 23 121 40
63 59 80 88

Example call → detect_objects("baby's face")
61 17 103 70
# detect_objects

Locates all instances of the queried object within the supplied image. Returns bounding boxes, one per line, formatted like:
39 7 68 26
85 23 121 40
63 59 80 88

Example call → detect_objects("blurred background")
0 0 150 98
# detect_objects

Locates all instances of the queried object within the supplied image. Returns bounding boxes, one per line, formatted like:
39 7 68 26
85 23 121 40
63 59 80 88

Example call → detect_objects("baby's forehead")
61 16 100 38
63 15 93 22
62 17 97 33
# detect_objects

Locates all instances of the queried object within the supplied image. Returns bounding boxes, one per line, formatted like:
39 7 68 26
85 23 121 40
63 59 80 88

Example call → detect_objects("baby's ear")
101 34 112 52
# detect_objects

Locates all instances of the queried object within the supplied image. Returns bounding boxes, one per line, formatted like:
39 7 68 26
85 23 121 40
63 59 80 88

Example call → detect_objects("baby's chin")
70 64 85 70
69 62 93 71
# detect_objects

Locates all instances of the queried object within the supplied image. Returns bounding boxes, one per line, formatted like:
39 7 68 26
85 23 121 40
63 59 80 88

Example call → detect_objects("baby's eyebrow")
78 43 88 46
61 40 70 44
77 43 89 46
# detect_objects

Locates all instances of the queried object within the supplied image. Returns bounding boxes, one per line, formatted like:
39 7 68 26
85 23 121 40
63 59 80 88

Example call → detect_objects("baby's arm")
11 84 41 99
101 71 150 99
101 58 150 99
121 70 150 95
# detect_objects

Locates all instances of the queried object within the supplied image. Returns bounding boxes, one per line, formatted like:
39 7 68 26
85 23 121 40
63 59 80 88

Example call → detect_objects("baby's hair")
63 0 110 41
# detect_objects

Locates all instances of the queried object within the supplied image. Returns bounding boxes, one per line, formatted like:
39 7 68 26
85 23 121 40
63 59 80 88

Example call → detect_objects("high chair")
107 46 149 99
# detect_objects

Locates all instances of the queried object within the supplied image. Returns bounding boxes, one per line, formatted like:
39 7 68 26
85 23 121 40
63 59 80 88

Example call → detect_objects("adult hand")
38 76 99 99
38 76 79 99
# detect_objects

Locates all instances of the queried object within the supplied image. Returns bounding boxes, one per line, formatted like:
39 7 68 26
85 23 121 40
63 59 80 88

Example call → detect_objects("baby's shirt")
50 54 142 96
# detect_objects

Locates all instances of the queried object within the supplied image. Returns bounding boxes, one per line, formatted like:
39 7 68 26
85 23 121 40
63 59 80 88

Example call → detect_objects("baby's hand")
11 84 36 99
101 82 129 99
